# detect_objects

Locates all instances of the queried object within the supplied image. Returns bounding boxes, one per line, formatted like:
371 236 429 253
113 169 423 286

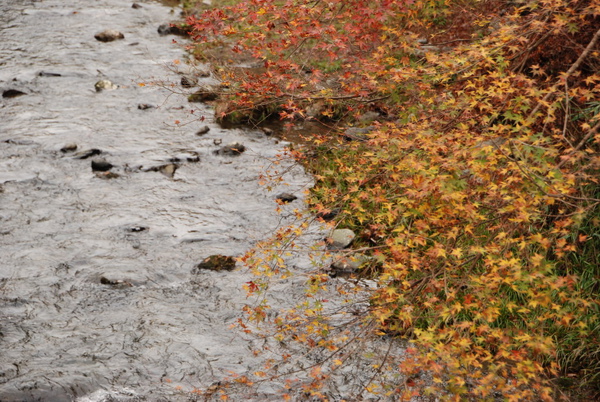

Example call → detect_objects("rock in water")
94 30 125 42
276 193 297 203
91 158 113 172
216 142 246 156
327 229 356 250
192 255 237 272
95 80 118 91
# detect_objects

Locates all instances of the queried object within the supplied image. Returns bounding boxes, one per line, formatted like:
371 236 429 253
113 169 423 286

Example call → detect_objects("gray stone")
327 229 356 250
330 254 371 277
94 30 125 42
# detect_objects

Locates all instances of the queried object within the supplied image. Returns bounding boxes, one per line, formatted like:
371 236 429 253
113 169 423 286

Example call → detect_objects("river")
0 1 316 400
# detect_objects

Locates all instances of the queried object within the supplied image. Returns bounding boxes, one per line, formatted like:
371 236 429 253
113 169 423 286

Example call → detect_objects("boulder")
94 30 125 42
188 85 220 102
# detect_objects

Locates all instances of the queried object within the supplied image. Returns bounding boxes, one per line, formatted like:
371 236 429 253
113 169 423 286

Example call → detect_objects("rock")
327 229 356 250
192 255 237 272
100 276 132 288
38 71 62 77
94 30 125 42
216 142 245 156
125 225 148 233
96 171 120 179
261 127 274 136
91 158 113 172
143 164 178 178
316 208 339 222
358 111 380 122
157 23 187 36
180 75 198 88
188 85 220 102
195 125 210 136
60 143 77 153
2 89 26 98
330 254 371 278
132 3 142 8
213 139 222 146
95 80 118 91
138 104 155 110
73 148 102 159
169 152 200 163
276 193 297 204
343 126 373 141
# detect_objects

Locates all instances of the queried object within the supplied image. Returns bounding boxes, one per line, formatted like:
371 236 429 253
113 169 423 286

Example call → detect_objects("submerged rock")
327 228 356 250
38 71 62 77
143 164 178 178
132 3 142 8
316 208 339 222
138 103 155 110
215 142 245 156
192 255 237 272
94 30 125 42
180 75 198 88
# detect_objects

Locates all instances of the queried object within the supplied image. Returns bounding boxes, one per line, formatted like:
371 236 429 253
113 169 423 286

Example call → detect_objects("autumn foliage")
186 0 600 399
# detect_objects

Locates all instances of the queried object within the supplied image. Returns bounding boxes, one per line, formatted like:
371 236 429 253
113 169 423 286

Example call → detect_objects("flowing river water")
0 1 321 400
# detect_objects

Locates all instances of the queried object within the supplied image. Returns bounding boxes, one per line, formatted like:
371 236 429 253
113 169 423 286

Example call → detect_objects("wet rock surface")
0 1 312 401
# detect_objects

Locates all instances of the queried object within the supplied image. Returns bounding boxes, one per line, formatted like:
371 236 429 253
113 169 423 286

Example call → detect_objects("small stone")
94 30 125 42
261 127 274 136
195 126 210 136
159 164 177 178
60 143 78 153
316 208 339 222
216 142 245 156
132 3 142 8
188 86 219 102
343 127 373 141
2 89 26 98
157 23 187 36
138 104 155 110
95 80 118 91
96 171 120 179
192 255 237 272
327 229 356 250
91 158 113 172
100 276 133 288
126 225 148 233
330 254 372 278
73 148 102 159
181 75 198 88
213 139 222 146
38 71 62 77
276 193 297 204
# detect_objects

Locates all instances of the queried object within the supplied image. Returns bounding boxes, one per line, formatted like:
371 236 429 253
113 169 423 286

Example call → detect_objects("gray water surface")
0 1 313 400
